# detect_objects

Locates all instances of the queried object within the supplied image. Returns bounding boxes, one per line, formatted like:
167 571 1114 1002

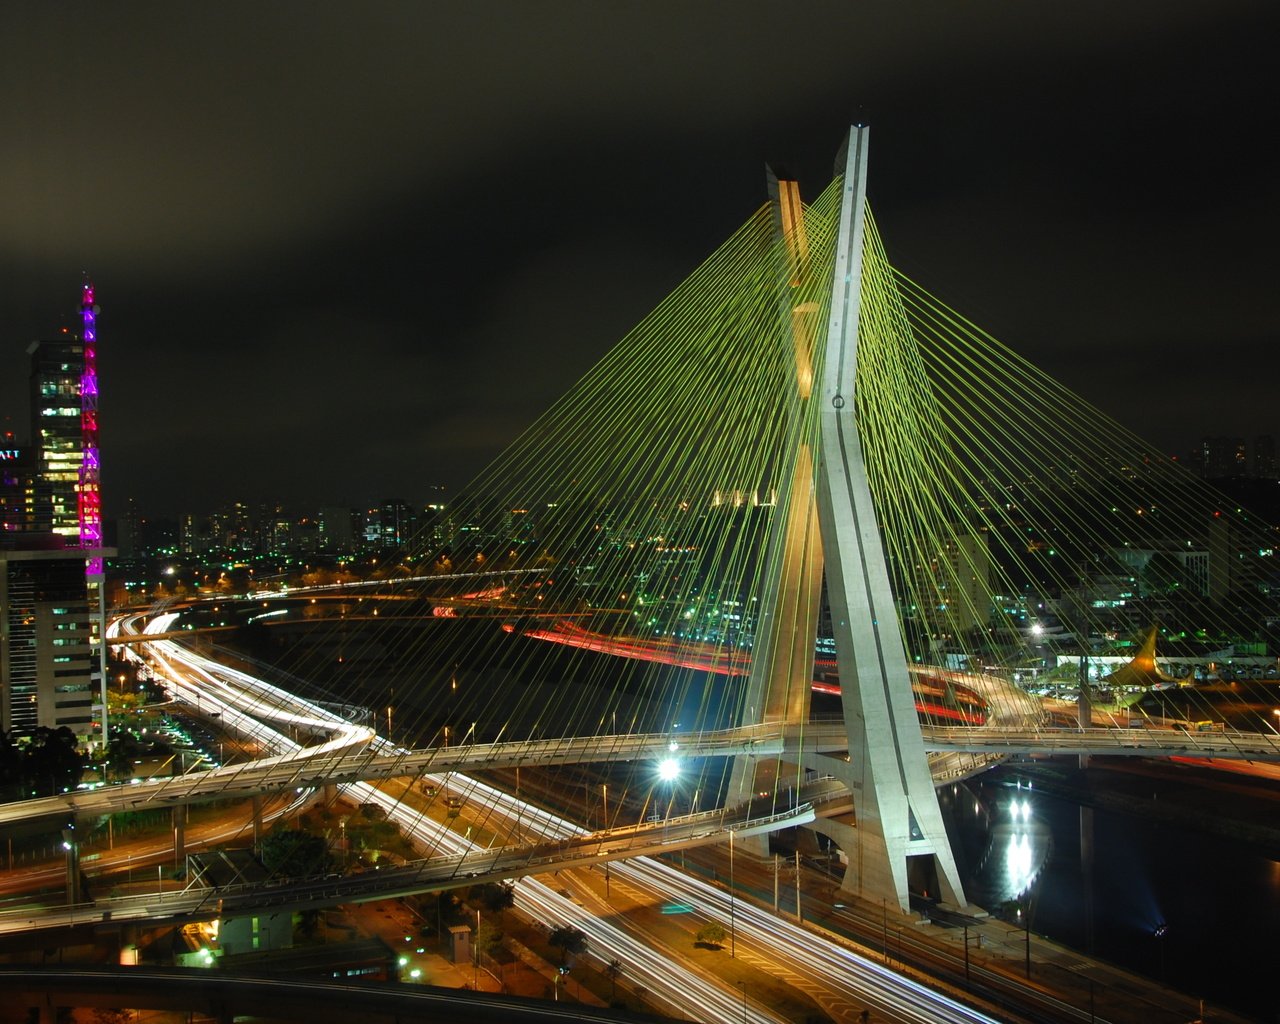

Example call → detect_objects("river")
940 759 1280 1022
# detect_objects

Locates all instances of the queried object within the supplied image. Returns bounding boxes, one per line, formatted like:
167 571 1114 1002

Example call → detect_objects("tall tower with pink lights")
78 279 103 577
5 280 112 745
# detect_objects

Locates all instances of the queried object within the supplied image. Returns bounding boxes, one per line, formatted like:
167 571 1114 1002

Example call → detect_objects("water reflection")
940 781 1051 906
941 764 1280 1021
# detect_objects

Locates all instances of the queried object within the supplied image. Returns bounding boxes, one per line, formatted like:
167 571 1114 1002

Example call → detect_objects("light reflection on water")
939 782 1051 906
983 793 1049 903
941 765 1280 1022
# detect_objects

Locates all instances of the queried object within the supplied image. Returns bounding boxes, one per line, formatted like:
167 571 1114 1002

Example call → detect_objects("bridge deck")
3 721 1275 828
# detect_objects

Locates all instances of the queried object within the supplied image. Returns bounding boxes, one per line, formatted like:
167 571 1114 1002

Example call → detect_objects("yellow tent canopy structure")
1104 627 1193 689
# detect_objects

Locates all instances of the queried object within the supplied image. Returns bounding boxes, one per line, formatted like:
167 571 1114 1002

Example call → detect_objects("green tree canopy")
472 881 515 916
695 922 727 948
548 924 587 964
261 828 333 878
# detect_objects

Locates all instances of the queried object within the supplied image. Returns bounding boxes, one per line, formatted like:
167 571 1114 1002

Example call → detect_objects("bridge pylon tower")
731 126 966 913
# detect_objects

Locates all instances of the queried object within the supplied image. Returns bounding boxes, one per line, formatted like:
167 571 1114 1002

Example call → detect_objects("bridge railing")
0 802 821 931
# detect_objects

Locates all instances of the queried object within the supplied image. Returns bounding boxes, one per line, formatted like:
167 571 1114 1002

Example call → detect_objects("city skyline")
2 3 1278 518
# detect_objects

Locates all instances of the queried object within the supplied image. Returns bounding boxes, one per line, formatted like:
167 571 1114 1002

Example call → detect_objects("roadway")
8 614 1277 831
0 801 818 937
83 629 1015 1023
12 627 1244 1024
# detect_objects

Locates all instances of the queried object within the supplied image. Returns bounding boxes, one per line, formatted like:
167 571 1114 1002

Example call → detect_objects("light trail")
116 634 1001 1023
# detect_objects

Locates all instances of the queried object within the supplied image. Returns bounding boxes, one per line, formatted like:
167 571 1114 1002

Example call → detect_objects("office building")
0 546 104 737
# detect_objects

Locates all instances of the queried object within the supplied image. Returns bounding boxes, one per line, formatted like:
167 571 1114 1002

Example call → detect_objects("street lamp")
1019 902 1031 979
962 924 980 986
729 830 735 958
1153 923 1169 981
736 980 747 1024
60 826 78 905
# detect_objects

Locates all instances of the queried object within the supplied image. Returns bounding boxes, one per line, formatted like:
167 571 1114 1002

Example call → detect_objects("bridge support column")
806 815 879 901
813 125 966 913
172 804 186 867
1076 656 1092 769
1080 805 1095 954
119 923 141 965
252 794 264 849
728 170 823 859
62 820 81 905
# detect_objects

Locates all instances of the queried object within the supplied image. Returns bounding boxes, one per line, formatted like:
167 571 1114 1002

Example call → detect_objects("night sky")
2 3 1277 520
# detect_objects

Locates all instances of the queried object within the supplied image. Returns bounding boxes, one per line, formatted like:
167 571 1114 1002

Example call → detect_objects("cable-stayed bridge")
6 711 1276 830
13 126 1280 923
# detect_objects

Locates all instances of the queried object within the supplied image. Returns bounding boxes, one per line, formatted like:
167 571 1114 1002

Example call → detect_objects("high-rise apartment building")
1199 436 1248 479
912 530 993 638
27 336 86 537
0 442 45 535
1254 434 1277 480
318 506 355 551
379 499 414 548
0 547 101 737
1 281 110 744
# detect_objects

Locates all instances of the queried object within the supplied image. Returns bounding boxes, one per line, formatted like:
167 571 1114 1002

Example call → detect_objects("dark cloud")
1 2 1276 516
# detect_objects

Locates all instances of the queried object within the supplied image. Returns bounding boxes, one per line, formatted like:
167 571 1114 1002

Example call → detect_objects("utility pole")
1023 904 1031 979
794 849 802 923
773 853 780 914
729 830 736 957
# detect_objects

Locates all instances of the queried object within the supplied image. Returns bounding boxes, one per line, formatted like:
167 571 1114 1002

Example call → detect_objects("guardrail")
0 802 817 933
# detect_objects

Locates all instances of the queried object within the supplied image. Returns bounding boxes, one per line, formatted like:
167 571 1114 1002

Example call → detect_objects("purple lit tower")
79 279 102 576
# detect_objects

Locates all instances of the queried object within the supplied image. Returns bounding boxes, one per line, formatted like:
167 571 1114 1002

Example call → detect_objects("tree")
358 802 386 821
425 890 465 937
104 731 172 782
604 958 624 1000
473 881 515 919
22 727 85 797
474 920 503 961
0 732 22 801
296 908 322 941
260 828 333 878
694 922 728 948
548 924 587 965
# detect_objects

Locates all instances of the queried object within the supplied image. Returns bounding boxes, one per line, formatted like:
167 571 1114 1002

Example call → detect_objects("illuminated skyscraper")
0 547 100 736
78 281 103 576
27 335 86 538
1254 434 1276 480
5 282 110 744
1199 436 1247 479
25 280 101 569
0 442 45 535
